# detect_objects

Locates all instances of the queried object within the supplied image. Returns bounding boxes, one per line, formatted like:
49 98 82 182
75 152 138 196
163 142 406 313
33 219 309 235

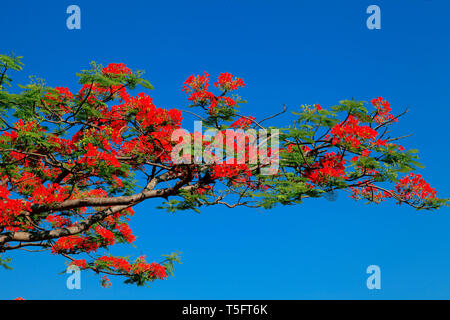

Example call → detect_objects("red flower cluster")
330 115 378 148
182 72 245 114
350 184 390 203
183 72 211 94
77 69 130 105
214 72 245 91
102 63 132 76
395 173 437 201
70 259 88 269
0 184 31 232
51 235 100 254
230 116 255 129
131 256 167 279
371 97 396 124
96 255 167 280
97 256 132 272
101 275 112 288
350 173 437 205
212 161 252 186
31 183 71 205
121 93 182 162
116 223 136 243
42 87 74 115
304 152 346 185
183 73 216 110
45 214 71 228
94 226 116 246
79 143 121 168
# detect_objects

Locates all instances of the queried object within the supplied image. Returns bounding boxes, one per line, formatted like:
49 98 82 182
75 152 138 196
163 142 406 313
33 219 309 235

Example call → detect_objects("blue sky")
0 0 449 299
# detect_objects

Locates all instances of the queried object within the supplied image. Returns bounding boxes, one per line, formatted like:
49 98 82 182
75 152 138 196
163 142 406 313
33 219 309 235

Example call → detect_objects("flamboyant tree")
0 54 447 287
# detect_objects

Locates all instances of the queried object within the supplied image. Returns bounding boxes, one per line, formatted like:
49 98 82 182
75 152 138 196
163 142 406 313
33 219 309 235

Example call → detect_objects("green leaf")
0 255 13 270
140 79 154 90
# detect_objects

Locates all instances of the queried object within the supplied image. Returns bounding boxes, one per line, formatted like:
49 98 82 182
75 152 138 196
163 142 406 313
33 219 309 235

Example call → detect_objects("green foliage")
161 251 182 277
0 53 24 89
158 190 205 213
0 255 12 270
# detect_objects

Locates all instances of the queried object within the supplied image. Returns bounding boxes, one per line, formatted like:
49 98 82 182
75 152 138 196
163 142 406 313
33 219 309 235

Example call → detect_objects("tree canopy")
0 54 447 287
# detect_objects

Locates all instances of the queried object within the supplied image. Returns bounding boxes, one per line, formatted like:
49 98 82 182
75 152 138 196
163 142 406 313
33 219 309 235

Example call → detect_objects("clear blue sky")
0 0 449 299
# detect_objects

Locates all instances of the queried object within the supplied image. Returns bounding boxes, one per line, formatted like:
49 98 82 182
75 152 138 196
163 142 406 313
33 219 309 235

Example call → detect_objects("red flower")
230 116 255 129
303 152 347 185
214 72 245 91
71 259 88 269
371 97 396 124
395 173 437 201
102 63 132 76
330 115 378 148
101 275 112 288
